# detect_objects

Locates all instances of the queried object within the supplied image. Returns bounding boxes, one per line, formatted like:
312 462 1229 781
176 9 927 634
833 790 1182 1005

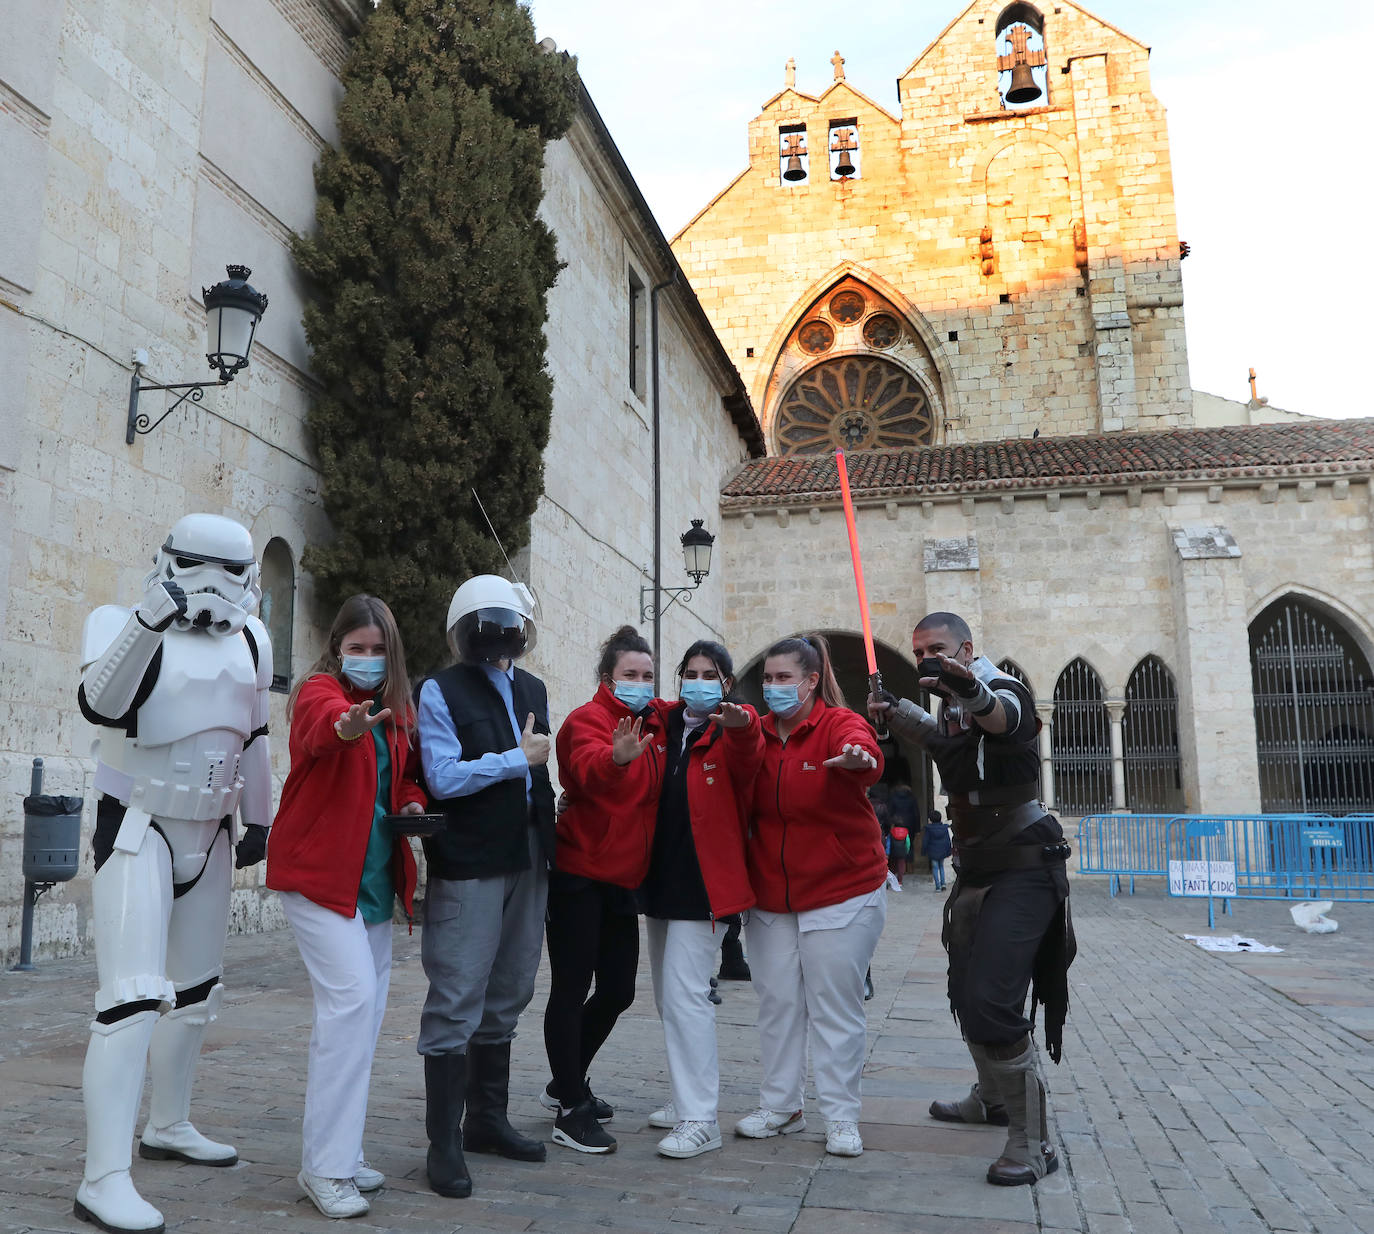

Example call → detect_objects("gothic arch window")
1051 658 1112 814
1249 597 1374 812
1123 656 1183 813
995 4 1048 110
997 659 1034 699
260 537 294 693
771 278 939 455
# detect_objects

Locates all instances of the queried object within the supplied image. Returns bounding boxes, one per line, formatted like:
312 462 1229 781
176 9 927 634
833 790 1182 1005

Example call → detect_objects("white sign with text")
1168 860 1237 897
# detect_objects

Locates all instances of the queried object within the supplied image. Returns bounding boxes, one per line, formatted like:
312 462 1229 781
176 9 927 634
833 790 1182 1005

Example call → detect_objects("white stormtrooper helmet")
147 513 259 634
446 574 538 663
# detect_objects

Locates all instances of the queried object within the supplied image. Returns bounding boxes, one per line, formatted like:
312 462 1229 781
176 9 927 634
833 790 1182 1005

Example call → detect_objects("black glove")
235 823 268 868
919 656 978 698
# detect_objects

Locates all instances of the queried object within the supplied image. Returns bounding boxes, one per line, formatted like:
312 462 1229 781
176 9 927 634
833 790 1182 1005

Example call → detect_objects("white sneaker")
353 1162 384 1192
657 1120 722 1159
647 1099 677 1129
826 1120 863 1156
298 1171 369 1219
734 1108 806 1139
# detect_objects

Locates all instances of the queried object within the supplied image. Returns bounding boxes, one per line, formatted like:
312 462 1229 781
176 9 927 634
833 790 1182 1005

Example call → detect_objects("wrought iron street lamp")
641 519 715 621
125 265 268 443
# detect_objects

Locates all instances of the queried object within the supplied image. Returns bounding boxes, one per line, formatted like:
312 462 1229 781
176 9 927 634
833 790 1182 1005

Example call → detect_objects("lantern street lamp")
640 519 715 621
125 265 269 444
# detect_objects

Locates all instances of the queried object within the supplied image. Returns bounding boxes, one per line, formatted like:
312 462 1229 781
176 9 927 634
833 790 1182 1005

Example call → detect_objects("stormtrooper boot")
139 989 237 1166
983 1036 1059 1186
929 1041 1009 1126
74 1010 165 1234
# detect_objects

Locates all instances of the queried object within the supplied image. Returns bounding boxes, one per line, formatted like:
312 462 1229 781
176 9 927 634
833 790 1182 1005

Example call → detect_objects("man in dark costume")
870 612 1074 1187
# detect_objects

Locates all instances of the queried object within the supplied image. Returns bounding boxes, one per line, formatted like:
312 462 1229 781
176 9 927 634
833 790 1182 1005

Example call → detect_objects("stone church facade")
672 0 1374 820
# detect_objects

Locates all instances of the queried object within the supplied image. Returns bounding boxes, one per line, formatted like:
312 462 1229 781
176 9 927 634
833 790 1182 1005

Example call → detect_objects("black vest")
420 663 556 880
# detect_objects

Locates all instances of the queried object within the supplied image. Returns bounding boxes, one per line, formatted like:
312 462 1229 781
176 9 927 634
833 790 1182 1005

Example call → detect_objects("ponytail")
765 632 845 709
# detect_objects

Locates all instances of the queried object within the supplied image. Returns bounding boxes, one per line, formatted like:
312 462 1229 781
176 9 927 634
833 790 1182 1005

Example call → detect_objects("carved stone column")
1108 699 1127 811
1036 702 1056 811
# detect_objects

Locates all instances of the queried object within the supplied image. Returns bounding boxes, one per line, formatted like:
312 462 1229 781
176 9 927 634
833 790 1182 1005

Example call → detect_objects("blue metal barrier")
1079 812 1374 902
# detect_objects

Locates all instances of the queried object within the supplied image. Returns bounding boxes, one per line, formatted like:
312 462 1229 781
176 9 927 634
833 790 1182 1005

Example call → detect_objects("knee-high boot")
929 1039 1009 1126
983 1036 1059 1186
75 1011 165 1234
463 1042 545 1161
139 988 237 1165
425 1054 473 1198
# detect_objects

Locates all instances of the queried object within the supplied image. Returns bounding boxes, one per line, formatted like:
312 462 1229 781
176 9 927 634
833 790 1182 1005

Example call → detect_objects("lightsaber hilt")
868 669 889 740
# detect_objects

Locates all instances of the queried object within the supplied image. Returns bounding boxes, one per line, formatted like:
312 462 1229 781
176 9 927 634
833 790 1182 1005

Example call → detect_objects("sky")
526 0 1371 420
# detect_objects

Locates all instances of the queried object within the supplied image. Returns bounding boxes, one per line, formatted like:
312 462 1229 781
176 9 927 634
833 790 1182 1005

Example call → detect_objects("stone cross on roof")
831 50 845 81
785 57 796 88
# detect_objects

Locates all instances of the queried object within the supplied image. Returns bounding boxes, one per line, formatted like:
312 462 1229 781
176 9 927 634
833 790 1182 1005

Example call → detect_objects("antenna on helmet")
472 488 539 615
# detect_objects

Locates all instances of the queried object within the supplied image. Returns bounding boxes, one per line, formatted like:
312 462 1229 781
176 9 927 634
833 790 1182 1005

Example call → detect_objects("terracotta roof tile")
720 419 1374 506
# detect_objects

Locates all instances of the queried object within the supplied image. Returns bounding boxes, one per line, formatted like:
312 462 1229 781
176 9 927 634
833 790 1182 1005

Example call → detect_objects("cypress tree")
293 0 577 670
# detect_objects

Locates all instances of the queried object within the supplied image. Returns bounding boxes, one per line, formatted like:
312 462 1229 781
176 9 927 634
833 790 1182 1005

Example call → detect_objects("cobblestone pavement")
3 875 1373 1234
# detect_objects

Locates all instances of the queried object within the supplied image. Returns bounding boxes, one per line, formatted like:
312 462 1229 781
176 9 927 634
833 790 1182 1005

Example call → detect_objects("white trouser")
745 901 886 1122
646 918 721 1123
281 892 392 1178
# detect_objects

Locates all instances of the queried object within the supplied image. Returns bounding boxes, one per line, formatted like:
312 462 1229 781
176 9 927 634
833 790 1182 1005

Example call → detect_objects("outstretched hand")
823 742 878 772
919 652 975 697
611 715 654 766
710 701 751 729
336 701 392 741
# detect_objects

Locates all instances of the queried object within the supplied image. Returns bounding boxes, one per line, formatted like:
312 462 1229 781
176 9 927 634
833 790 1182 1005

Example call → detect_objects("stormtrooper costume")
74 514 273 1234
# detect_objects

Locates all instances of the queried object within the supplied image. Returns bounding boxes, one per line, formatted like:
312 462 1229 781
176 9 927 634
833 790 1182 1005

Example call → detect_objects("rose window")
862 312 901 349
774 356 935 455
797 319 835 355
829 290 865 323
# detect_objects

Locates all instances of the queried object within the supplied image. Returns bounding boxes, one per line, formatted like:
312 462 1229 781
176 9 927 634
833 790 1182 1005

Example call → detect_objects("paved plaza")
3 875 1373 1234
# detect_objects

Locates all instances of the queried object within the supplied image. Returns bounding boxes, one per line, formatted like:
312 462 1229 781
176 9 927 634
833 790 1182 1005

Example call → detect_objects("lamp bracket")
125 367 229 444
640 582 701 623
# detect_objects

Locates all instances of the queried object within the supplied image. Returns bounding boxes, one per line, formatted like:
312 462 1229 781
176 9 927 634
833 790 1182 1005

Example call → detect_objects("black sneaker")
541 1081 613 1123
552 1100 617 1154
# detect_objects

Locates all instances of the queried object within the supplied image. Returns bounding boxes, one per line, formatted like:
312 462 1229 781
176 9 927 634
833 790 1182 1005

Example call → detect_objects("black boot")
424 1053 472 1198
718 929 751 981
463 1042 546 1162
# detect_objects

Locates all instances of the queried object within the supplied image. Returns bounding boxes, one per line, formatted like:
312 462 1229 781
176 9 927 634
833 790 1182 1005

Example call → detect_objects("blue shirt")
418 663 531 801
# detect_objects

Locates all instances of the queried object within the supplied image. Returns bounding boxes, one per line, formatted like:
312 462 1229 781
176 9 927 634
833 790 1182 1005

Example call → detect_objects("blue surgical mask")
763 684 802 717
341 655 387 691
680 680 723 715
612 680 655 712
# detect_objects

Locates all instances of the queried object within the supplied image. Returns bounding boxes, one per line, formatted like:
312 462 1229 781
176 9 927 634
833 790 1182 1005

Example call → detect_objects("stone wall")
673 0 1191 447
0 6 753 963
720 475 1374 815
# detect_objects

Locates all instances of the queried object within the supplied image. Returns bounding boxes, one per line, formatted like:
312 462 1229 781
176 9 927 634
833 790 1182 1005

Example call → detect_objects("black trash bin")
22 794 83 883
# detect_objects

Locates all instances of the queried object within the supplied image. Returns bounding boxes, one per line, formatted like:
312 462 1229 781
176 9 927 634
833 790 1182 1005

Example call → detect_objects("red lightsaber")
835 450 886 734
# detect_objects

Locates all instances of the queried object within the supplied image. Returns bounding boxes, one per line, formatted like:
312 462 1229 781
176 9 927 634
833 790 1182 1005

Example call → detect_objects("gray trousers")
418 827 549 1056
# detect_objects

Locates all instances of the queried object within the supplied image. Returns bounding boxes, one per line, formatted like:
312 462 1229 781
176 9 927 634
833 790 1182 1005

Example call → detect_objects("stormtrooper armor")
74 514 273 1234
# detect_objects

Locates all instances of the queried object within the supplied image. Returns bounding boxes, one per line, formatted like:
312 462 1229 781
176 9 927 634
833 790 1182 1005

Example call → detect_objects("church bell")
783 153 807 182
1005 62 1042 104
833 147 856 178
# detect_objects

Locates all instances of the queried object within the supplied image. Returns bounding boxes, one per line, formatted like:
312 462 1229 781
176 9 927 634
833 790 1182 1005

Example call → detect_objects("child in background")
920 809 952 891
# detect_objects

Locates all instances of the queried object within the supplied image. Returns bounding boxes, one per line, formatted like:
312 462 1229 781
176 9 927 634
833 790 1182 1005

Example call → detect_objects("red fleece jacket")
555 685 668 889
657 699 765 918
747 697 887 913
266 673 425 918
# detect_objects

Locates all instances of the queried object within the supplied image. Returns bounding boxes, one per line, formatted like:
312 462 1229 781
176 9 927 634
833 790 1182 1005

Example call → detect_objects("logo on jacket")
703 762 717 771
802 761 818 771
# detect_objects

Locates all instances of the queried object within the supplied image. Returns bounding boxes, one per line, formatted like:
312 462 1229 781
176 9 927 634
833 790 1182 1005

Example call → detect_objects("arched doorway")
1249 597 1374 812
1123 655 1183 813
1051 658 1112 815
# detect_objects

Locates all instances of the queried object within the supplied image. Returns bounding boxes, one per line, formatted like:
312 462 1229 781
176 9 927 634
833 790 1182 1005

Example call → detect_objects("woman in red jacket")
738 633 887 1158
543 625 665 1155
640 640 763 1160
266 595 427 1220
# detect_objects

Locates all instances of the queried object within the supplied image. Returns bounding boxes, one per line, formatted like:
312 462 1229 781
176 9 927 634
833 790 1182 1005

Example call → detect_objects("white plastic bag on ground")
1290 901 1338 934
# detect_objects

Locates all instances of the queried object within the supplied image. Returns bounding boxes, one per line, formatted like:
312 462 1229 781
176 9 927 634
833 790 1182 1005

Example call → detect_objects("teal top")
356 721 395 925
